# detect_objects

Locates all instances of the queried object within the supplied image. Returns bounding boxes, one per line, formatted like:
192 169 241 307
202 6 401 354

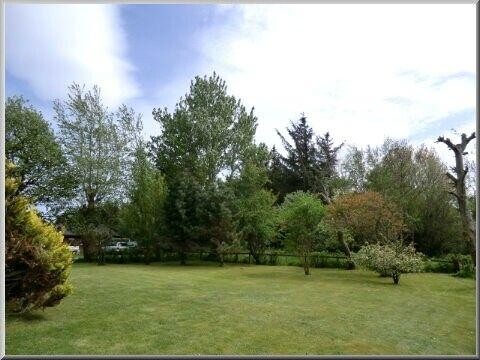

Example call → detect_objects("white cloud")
158 4 475 159
6 4 140 108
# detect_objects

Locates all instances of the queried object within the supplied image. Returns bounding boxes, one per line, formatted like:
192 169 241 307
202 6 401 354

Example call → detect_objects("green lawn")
6 262 476 355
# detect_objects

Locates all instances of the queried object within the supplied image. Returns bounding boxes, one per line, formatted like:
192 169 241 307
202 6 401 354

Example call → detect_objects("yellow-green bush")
5 160 73 313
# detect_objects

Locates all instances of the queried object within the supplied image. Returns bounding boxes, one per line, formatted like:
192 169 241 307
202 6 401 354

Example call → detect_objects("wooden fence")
78 249 458 272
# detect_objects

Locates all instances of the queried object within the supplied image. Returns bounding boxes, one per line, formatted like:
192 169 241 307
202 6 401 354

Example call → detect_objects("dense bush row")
74 248 470 277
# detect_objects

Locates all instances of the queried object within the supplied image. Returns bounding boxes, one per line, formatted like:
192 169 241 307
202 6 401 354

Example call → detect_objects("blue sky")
6 4 476 166
119 5 220 98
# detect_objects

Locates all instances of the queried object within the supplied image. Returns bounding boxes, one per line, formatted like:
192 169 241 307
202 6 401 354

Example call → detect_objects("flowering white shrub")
354 242 424 284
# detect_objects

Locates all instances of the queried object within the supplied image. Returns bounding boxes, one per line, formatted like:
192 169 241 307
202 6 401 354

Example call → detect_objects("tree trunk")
337 231 355 269
303 254 310 275
144 247 151 265
218 250 224 267
97 249 105 265
154 245 161 262
251 252 261 265
86 192 95 211
304 264 310 275
437 133 476 265
392 273 400 285
180 250 186 265
82 239 92 262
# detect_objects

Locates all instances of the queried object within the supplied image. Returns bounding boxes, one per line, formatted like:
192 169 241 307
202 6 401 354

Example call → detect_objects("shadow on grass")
153 260 224 268
7 311 47 322
239 268 398 287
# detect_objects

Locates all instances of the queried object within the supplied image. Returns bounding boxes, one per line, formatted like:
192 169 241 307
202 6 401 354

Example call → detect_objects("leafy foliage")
119 146 167 263
82 224 112 266
162 176 204 263
232 162 277 264
53 83 142 261
56 201 121 262
340 145 368 192
150 72 257 184
274 115 318 200
6 96 75 214
149 73 260 262
54 83 142 209
271 116 343 203
354 242 424 284
5 161 73 313
326 191 406 249
279 191 326 275
316 132 344 203
366 141 464 256
197 184 238 265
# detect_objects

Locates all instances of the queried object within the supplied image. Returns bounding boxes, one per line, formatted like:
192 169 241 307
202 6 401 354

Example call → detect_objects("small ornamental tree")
325 191 406 267
354 242 424 285
5 161 73 313
233 161 277 265
279 191 326 275
236 188 277 264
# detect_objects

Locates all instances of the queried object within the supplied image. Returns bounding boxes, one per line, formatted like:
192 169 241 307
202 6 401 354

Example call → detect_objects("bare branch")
463 132 476 145
446 172 457 183
448 191 460 200
436 136 456 150
459 132 476 152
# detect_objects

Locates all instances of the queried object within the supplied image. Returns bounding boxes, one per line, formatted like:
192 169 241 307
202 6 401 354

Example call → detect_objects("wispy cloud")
156 4 475 156
6 3 475 168
6 4 140 108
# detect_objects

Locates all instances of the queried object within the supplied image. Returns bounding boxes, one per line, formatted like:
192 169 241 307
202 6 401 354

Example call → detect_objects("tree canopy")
6 96 75 214
54 83 142 210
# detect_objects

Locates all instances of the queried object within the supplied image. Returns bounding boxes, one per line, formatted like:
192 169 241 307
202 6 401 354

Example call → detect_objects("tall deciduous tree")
365 139 463 256
149 73 259 262
54 83 142 211
54 83 142 260
341 145 368 192
437 132 476 264
150 72 257 184
6 96 75 214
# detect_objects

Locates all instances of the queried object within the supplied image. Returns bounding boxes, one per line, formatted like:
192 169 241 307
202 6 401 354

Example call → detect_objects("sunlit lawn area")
6 262 476 355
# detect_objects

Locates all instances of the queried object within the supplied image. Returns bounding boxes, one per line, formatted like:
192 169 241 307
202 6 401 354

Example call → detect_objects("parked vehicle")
117 242 129 251
126 240 138 248
104 241 130 253
104 243 116 252
68 245 80 255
